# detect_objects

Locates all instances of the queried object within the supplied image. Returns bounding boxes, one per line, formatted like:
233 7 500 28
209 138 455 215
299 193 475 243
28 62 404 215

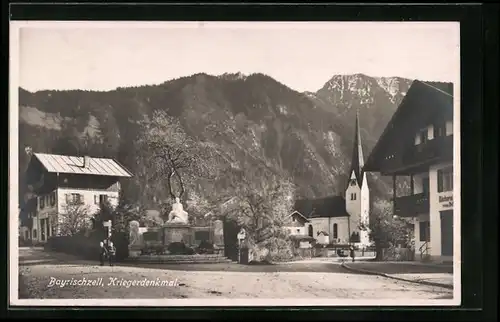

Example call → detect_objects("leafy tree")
360 198 413 261
214 165 296 262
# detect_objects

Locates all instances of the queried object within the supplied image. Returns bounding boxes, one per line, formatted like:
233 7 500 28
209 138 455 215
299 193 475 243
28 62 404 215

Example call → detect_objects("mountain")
17 73 413 208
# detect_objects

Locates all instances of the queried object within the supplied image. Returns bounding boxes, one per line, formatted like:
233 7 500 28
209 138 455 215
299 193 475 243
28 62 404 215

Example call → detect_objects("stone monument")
163 198 194 246
128 220 143 258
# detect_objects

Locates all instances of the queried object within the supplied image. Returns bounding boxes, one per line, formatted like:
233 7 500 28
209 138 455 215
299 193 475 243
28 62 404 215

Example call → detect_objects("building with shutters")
19 151 133 244
363 80 455 262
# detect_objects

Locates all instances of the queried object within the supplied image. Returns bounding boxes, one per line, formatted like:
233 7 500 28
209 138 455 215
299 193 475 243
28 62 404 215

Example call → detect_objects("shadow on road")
19 247 357 273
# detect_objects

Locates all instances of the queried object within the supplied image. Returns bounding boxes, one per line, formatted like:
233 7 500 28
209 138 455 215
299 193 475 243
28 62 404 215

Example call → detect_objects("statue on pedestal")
167 197 189 224
129 220 140 247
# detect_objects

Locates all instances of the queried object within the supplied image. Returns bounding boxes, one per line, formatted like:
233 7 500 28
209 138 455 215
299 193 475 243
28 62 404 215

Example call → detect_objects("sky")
14 21 460 93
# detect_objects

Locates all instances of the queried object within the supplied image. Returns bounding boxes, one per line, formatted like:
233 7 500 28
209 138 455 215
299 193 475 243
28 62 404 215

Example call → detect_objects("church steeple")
349 109 365 186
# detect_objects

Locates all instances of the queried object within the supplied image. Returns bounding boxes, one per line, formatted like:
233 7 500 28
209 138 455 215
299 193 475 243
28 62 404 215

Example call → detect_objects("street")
18 247 453 300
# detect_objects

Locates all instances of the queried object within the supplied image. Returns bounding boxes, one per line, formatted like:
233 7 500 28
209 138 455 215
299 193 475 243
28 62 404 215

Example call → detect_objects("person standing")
100 237 116 266
349 244 356 263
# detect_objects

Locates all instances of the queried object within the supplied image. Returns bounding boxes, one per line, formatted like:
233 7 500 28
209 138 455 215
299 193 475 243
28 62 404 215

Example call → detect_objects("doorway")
440 210 453 256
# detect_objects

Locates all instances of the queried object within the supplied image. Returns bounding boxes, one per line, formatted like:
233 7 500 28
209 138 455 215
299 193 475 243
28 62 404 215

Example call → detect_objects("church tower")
345 110 370 246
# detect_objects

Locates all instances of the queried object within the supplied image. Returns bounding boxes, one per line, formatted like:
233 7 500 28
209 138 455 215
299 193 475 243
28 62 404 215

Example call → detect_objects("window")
66 193 83 205
50 192 56 206
39 196 45 209
40 219 46 241
434 122 446 138
94 195 98 205
296 229 300 233
419 128 428 144
351 193 357 201
333 223 338 239
33 229 37 239
308 225 313 237
419 221 430 242
99 194 109 205
350 179 357 186
437 167 453 192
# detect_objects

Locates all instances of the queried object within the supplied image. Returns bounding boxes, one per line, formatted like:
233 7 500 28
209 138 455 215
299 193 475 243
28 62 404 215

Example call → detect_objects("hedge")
45 231 129 262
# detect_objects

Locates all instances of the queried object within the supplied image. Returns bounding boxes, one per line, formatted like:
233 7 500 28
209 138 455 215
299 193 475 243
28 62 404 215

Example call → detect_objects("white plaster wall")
413 213 430 254
57 188 119 215
309 217 350 243
330 217 350 243
345 171 361 238
317 234 330 244
37 191 57 220
428 162 454 257
359 173 370 245
286 226 306 236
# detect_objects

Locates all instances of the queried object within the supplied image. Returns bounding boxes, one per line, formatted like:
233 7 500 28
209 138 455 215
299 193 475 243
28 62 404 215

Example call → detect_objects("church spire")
349 109 365 186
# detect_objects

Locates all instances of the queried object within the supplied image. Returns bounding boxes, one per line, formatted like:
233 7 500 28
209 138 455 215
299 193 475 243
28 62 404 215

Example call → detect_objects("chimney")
25 146 33 158
83 155 90 169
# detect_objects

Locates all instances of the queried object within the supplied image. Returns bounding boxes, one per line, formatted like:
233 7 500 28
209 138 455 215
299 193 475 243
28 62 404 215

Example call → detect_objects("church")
292 112 370 246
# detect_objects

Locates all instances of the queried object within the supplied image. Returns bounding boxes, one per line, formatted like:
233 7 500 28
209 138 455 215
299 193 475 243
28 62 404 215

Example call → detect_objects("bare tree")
136 110 222 205
56 204 92 236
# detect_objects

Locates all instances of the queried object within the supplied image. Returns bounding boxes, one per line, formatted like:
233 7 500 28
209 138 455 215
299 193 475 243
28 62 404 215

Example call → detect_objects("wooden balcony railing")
394 192 430 217
403 135 453 166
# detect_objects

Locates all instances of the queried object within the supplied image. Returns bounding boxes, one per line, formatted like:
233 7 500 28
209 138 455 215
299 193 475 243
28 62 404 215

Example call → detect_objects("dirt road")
18 248 453 300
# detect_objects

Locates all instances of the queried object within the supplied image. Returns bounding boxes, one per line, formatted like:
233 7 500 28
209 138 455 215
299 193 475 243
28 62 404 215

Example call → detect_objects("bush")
263 237 294 263
111 232 129 260
167 242 195 255
44 230 132 262
197 240 214 254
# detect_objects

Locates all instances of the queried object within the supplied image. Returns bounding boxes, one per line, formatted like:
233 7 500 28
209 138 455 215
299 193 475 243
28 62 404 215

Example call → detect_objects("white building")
292 112 370 247
284 211 310 236
20 152 133 244
363 80 454 262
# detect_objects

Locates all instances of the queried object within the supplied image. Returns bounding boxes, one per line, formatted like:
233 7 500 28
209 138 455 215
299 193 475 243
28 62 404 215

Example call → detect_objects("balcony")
394 192 430 217
403 135 453 167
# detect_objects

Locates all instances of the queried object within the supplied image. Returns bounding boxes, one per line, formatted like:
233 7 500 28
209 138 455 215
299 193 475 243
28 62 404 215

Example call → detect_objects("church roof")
348 110 365 187
294 196 349 219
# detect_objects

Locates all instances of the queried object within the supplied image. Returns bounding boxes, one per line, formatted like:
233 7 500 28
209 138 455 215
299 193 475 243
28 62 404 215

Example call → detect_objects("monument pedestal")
163 224 194 246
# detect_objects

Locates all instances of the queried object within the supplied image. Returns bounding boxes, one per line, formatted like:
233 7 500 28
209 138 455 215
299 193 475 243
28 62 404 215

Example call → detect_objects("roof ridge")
418 80 453 97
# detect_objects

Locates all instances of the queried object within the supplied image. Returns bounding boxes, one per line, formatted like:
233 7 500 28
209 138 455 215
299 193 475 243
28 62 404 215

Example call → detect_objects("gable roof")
32 153 133 177
363 80 454 172
289 210 310 222
294 196 349 218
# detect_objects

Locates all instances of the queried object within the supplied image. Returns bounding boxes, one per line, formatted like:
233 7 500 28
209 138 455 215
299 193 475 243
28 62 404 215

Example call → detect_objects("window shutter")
65 194 70 204
437 170 443 193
